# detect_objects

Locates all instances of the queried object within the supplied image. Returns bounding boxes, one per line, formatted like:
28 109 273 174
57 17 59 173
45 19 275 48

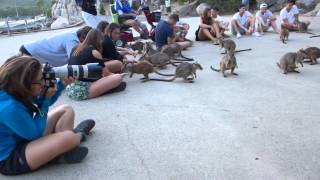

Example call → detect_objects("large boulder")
297 0 320 11
196 3 210 16
176 0 200 17
305 2 320 16
51 17 69 29
51 0 82 26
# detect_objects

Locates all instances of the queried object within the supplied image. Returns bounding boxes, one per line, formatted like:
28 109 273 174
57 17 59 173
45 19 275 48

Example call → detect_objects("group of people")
195 0 309 40
0 0 312 176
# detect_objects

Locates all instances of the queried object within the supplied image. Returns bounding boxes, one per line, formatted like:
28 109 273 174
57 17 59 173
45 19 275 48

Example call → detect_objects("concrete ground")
0 16 320 180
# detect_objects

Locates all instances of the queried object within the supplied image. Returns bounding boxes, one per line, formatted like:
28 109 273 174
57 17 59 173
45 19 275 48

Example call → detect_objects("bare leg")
270 20 279 33
198 28 216 41
26 131 81 170
104 60 124 73
44 105 75 136
256 16 264 34
89 74 123 98
212 22 222 38
231 19 241 35
176 41 192 50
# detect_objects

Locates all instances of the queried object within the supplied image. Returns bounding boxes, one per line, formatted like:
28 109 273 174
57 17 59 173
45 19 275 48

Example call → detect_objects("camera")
42 63 103 87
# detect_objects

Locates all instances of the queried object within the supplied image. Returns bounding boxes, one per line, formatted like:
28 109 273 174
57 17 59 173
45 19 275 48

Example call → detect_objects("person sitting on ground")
256 3 279 35
67 29 127 101
175 20 191 42
0 56 95 175
99 22 137 64
115 0 149 38
195 7 223 42
155 14 192 50
78 0 102 28
20 26 92 67
211 7 229 37
231 4 261 38
280 0 310 31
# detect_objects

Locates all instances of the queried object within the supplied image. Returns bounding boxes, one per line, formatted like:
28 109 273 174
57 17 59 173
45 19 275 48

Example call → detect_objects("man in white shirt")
20 26 91 67
231 4 260 38
280 0 310 31
256 3 279 35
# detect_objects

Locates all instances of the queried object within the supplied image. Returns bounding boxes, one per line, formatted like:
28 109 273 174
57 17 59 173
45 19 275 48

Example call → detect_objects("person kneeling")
0 56 95 175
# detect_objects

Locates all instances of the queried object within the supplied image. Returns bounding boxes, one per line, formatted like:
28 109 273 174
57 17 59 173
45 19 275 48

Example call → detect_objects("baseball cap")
260 3 268 9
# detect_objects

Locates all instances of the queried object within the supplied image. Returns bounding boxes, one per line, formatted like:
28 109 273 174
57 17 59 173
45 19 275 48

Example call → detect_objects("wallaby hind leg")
222 70 227 78
231 68 238 76
310 57 318 65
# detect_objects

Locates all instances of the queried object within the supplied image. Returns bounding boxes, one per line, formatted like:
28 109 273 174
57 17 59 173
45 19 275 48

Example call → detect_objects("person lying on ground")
67 29 126 101
20 26 92 67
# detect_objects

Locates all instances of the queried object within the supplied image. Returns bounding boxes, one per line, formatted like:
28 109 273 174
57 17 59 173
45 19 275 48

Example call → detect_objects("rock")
297 0 320 11
305 2 320 16
178 0 200 17
196 3 210 16
51 0 82 26
50 17 69 29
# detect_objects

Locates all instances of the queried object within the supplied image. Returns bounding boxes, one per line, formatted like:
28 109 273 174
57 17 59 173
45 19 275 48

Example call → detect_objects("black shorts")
19 45 31 56
0 142 32 175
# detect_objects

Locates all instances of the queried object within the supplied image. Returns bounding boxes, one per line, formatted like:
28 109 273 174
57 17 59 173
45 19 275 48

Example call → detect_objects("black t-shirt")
69 46 105 82
82 0 97 16
102 35 123 61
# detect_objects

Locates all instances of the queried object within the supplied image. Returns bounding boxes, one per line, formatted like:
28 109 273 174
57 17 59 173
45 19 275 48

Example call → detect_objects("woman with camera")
67 28 127 101
0 56 95 175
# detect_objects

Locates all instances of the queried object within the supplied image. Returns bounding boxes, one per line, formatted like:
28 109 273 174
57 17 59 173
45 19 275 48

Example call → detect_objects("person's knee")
60 104 75 119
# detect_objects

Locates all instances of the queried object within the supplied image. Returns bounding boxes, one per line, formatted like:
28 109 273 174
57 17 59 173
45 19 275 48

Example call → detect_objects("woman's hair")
0 55 41 113
97 21 109 33
76 26 92 40
107 23 120 35
73 29 104 56
202 7 213 25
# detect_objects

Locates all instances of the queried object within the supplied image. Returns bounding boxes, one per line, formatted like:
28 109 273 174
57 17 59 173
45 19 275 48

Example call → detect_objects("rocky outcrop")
196 3 210 16
177 0 200 17
297 0 320 11
305 2 320 16
51 0 83 29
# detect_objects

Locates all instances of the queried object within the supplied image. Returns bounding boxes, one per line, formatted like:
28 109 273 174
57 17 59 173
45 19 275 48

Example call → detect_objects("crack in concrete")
125 124 153 180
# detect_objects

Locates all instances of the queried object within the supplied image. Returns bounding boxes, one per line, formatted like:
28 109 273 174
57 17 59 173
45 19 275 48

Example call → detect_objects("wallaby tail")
154 70 175 76
148 78 175 82
310 35 320 38
221 48 252 54
210 66 220 72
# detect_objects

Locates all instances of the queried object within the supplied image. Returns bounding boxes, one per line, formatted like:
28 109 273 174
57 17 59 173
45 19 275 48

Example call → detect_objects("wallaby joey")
218 38 236 54
280 24 289 44
144 52 181 69
277 50 308 74
148 62 203 83
161 43 194 61
125 61 173 82
300 47 320 65
130 41 145 54
211 51 238 78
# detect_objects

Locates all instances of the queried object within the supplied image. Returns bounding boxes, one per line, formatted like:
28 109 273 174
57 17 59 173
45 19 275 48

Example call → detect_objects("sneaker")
236 33 242 38
54 146 88 164
74 119 95 135
253 32 261 37
104 82 127 94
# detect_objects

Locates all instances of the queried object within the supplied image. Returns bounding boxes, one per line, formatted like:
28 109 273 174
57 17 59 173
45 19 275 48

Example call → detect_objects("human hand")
46 84 57 97
63 77 75 86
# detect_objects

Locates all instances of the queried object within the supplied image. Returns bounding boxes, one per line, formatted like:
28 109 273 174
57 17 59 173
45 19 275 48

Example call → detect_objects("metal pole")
6 17 11 36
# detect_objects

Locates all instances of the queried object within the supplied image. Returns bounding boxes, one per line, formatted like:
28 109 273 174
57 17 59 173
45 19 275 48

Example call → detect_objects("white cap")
260 3 268 9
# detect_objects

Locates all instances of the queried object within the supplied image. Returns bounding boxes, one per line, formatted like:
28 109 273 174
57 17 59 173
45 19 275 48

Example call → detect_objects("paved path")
0 16 320 180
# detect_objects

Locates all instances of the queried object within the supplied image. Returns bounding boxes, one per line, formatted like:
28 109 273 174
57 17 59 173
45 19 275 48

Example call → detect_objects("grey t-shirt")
24 31 79 67
256 10 273 24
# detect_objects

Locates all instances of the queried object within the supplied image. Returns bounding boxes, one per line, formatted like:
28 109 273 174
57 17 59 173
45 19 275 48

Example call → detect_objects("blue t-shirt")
115 0 132 15
155 20 174 49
